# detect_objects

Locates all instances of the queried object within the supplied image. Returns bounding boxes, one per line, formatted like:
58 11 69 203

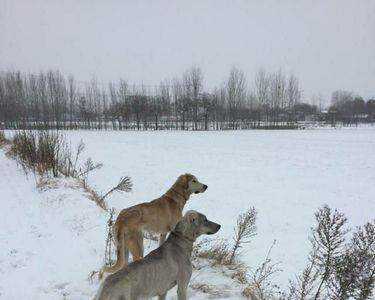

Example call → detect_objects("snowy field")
1 128 375 299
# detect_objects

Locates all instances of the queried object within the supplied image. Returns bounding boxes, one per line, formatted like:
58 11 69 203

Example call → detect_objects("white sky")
1 0 374 103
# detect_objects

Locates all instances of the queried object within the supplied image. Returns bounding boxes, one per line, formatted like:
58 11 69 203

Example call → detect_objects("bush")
193 206 258 267
288 205 375 300
230 207 257 264
0 130 7 146
192 207 260 299
11 131 61 176
7 130 132 211
245 240 283 300
193 238 232 266
8 130 101 178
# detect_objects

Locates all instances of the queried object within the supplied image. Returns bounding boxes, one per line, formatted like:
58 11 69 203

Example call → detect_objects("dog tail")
99 225 127 278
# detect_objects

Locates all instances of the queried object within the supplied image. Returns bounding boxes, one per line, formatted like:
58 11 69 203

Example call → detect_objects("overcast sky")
1 0 374 103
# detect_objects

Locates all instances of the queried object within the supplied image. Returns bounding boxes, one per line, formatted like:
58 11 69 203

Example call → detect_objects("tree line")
328 90 375 126
0 67 373 130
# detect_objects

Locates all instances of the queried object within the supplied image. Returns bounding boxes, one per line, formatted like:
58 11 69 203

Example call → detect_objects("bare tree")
27 74 41 127
269 69 286 125
183 66 203 130
226 67 247 129
2 67 370 130
173 77 190 130
47 70 67 129
108 82 119 130
287 74 301 122
68 75 76 129
38 72 49 128
159 80 171 128
287 74 301 108
254 68 270 124
118 79 129 129
0 74 5 127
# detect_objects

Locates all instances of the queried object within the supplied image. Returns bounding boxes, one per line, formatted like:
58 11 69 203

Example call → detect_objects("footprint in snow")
54 282 70 290
11 259 26 268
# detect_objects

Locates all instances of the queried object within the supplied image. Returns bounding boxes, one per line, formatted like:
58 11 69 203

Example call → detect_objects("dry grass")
231 267 249 284
193 237 249 287
79 179 106 210
8 131 69 176
5 130 117 210
192 208 257 290
193 238 232 266
242 287 256 299
194 207 257 269
190 283 230 298
191 207 285 299
0 130 9 146
35 177 80 191
7 130 104 179
244 241 283 300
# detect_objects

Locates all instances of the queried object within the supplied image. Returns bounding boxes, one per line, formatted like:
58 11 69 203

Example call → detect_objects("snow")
1 128 375 299
0 144 246 299
0 151 107 299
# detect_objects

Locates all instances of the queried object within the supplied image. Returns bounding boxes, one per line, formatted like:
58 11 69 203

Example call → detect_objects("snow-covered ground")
1 128 375 299
0 148 246 300
0 150 106 299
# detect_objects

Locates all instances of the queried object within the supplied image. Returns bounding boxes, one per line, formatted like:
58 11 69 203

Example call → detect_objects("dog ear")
186 210 198 225
179 174 190 190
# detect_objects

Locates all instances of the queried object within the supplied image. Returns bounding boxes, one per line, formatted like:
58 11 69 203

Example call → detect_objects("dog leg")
158 292 167 300
136 231 144 258
124 246 129 265
128 232 143 261
177 285 187 300
159 233 167 246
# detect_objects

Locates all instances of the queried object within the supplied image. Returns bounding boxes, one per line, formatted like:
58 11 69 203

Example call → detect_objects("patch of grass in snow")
0 130 9 146
193 207 257 268
192 207 287 299
194 238 233 266
7 130 100 178
5 130 132 210
190 282 231 298
192 206 270 298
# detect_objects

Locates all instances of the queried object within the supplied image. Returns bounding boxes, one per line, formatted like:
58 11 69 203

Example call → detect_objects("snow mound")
0 150 246 299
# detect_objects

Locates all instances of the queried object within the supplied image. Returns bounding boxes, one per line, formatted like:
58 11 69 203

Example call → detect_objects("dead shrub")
9 130 65 176
232 267 249 284
193 238 232 266
194 206 258 268
230 207 257 264
79 168 132 210
6 130 133 212
245 240 283 300
190 283 230 298
80 179 104 209
242 287 256 299
8 130 102 178
288 205 375 300
0 130 8 146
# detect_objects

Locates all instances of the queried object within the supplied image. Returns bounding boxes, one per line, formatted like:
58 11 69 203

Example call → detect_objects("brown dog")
98 173 207 278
